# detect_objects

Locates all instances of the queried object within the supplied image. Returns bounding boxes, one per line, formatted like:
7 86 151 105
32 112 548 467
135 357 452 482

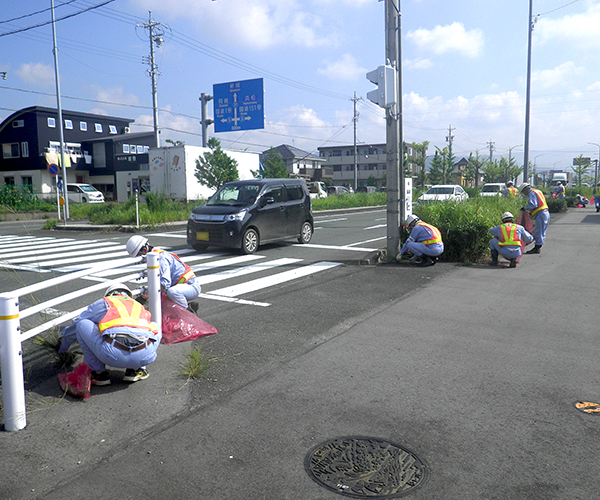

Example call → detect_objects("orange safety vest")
497 223 520 246
98 296 158 335
416 222 442 245
153 248 195 284
507 186 518 197
529 188 548 216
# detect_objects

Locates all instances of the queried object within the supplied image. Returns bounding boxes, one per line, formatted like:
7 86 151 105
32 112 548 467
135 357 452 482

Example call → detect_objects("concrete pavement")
2 208 600 499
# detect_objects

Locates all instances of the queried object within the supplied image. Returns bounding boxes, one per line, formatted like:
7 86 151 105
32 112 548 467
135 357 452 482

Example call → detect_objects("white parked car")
417 184 469 204
307 181 328 199
480 183 505 197
66 183 105 203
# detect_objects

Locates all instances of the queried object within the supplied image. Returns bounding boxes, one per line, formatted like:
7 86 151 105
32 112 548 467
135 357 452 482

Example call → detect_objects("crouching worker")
489 212 533 268
126 235 201 314
59 284 160 385
396 214 444 267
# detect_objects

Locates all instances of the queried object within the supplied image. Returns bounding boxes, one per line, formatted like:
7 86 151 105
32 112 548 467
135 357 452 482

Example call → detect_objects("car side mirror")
261 196 275 207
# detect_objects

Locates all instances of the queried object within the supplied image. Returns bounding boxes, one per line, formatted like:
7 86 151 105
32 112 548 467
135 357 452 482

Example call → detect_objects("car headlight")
227 210 247 222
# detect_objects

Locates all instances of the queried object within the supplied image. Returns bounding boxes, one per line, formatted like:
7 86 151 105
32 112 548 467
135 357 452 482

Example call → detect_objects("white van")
308 181 328 199
66 183 105 203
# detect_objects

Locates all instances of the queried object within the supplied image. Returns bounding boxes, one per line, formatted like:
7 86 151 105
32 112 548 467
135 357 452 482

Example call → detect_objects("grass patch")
179 345 215 379
32 328 78 368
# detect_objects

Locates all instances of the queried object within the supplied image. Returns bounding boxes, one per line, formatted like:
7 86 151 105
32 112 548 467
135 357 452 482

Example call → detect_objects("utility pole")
445 124 454 148
385 0 402 259
523 0 535 183
200 93 214 147
138 12 168 148
487 140 495 161
51 0 69 221
351 92 362 191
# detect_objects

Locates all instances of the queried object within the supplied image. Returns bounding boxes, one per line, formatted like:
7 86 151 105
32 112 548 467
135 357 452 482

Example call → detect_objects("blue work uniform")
59 298 161 372
400 222 444 257
524 189 550 246
489 223 533 259
156 250 201 308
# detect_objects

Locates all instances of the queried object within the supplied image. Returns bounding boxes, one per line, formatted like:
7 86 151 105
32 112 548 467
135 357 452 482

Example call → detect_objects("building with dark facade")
0 106 155 200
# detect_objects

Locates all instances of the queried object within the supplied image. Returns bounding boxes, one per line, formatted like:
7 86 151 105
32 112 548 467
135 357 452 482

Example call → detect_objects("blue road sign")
213 78 264 133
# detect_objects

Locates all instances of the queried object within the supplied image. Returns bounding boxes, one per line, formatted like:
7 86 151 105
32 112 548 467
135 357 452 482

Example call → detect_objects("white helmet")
105 283 133 297
518 182 531 194
506 181 514 187
126 235 148 257
501 211 514 223
405 214 420 227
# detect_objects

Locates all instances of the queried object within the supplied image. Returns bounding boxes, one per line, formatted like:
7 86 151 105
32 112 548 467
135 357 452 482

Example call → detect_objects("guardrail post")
0 296 27 431
146 252 161 334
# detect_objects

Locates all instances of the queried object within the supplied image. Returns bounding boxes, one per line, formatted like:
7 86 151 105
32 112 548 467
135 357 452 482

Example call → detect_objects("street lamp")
533 153 544 185
587 142 600 192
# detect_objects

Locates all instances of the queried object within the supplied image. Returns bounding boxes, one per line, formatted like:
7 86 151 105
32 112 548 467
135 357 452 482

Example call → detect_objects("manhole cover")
304 436 428 498
575 401 600 414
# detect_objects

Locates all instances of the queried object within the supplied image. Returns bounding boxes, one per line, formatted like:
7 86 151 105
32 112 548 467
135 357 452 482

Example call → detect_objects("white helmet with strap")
405 214 420 227
126 235 148 257
105 283 133 297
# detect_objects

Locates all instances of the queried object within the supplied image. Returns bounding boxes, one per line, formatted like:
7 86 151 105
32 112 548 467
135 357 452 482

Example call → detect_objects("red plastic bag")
58 362 91 399
161 295 217 345
517 210 535 235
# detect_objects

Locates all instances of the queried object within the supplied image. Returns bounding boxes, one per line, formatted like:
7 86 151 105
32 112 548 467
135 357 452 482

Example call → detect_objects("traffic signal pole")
385 0 402 259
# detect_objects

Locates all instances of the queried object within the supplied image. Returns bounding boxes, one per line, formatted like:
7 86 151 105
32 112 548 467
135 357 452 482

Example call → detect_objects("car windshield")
308 185 321 194
426 187 453 195
482 185 500 192
207 184 261 207
79 185 97 192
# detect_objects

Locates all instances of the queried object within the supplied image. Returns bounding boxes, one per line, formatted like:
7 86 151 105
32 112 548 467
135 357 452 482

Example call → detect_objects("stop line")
0 234 341 305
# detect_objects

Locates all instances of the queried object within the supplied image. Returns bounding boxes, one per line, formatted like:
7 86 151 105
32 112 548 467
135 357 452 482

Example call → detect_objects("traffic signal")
366 65 396 108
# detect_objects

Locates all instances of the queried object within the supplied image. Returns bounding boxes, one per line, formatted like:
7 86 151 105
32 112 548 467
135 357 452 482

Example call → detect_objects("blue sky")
2 0 600 174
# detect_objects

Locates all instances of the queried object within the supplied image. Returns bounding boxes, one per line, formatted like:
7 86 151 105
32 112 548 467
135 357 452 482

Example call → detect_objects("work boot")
509 258 517 268
187 302 199 315
409 255 422 264
417 256 434 267
490 250 498 266
526 245 541 254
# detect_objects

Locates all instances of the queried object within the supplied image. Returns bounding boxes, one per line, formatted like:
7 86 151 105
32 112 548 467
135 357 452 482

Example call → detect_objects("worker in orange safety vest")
519 183 550 254
489 212 533 268
396 214 444 267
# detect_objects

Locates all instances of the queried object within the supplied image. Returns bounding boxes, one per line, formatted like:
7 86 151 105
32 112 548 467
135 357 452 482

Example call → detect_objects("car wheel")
241 228 259 254
191 242 208 252
82 198 87 203
298 221 313 244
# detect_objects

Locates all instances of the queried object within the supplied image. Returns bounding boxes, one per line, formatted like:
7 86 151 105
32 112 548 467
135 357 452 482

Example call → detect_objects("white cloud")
132 0 337 49
406 22 484 58
404 58 433 70
15 63 55 87
318 53 367 80
531 62 586 90
535 5 600 50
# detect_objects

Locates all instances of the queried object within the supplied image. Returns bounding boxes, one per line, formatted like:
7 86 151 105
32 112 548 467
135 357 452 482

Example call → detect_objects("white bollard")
0 296 27 431
146 252 161 334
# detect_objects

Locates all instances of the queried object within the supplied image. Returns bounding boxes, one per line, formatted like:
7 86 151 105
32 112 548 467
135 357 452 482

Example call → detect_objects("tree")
465 152 483 187
428 149 444 185
480 158 505 183
406 140 429 188
165 139 185 146
572 154 591 187
194 137 239 189
253 148 288 179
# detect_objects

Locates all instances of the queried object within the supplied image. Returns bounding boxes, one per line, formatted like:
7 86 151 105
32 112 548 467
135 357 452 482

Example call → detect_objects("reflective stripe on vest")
530 188 548 216
98 296 158 335
153 248 195 284
498 223 520 246
417 222 442 245
507 187 518 196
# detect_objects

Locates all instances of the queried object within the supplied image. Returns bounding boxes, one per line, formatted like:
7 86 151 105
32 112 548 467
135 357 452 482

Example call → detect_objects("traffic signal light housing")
366 65 396 108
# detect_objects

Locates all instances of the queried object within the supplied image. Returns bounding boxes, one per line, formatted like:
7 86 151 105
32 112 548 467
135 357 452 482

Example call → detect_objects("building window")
144 146 149 153
21 176 33 191
130 145 136 154
123 144 130 153
12 120 24 128
2 143 19 158
136 145 144 154
140 163 149 171
80 121 87 131
94 123 103 133
48 117 56 128
65 119 73 130
21 142 29 157
4 176 14 185
109 125 117 134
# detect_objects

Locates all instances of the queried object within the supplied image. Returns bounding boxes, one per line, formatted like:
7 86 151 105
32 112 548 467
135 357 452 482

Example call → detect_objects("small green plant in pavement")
180 345 214 379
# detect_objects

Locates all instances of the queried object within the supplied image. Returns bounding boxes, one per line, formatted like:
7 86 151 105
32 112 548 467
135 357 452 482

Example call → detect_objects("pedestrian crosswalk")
0 234 341 306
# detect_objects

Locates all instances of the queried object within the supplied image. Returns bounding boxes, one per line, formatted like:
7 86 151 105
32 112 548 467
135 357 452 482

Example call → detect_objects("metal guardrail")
0 252 161 432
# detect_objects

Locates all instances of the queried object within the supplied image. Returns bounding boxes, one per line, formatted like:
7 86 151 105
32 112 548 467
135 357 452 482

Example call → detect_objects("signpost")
213 78 264 133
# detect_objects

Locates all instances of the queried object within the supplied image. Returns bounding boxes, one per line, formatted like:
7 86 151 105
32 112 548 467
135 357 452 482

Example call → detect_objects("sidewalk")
3 208 600 499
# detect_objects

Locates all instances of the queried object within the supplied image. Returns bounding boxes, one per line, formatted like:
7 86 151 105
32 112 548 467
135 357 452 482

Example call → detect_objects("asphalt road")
3 208 600 499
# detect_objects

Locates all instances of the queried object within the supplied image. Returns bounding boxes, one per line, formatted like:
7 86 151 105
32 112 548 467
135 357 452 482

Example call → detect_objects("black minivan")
187 179 314 254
